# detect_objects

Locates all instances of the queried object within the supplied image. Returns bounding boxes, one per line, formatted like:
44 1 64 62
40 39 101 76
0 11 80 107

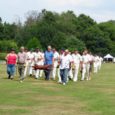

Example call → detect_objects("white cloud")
0 0 115 23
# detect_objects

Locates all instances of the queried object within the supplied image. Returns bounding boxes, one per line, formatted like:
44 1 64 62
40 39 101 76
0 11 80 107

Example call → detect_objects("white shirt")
26 52 35 64
60 54 72 69
72 53 82 64
82 54 90 64
53 51 59 62
94 56 100 63
88 55 94 62
34 52 42 64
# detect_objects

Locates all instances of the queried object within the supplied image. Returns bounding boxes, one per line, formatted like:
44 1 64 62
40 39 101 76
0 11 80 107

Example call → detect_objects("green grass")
0 63 115 115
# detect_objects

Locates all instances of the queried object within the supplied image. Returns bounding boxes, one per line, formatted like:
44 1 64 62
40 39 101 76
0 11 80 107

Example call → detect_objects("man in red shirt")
5 48 17 79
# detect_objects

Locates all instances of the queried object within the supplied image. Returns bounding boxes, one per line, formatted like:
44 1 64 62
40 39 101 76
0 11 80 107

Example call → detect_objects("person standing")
68 52 73 81
72 50 82 82
88 52 94 80
23 48 29 77
52 48 59 80
59 49 72 85
5 48 17 79
28 49 35 76
98 56 103 70
39 50 44 78
17 46 27 82
81 50 90 81
57 49 65 83
44 46 54 80
34 48 43 79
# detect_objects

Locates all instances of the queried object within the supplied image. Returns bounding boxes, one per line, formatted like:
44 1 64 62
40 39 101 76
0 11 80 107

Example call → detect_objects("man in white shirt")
57 49 65 83
81 50 90 81
89 52 94 80
34 48 43 79
93 55 100 73
72 50 82 82
39 51 44 78
98 56 103 70
59 49 72 85
52 48 59 80
27 49 35 76
68 52 73 81
23 48 29 77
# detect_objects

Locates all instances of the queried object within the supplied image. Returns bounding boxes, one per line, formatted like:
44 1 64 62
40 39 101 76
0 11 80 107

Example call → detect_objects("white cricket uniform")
27 52 35 75
39 52 44 77
72 53 82 82
52 51 59 80
34 52 43 78
98 57 103 70
68 54 73 80
81 54 90 80
57 54 63 83
24 51 30 77
94 56 100 73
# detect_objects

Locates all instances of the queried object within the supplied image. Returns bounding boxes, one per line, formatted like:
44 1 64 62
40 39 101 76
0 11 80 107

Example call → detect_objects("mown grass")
0 63 115 115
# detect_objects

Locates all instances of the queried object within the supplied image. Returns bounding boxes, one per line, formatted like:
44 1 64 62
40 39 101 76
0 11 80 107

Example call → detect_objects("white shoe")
73 79 77 82
86 79 89 81
63 83 66 85
58 81 62 84
20 80 23 83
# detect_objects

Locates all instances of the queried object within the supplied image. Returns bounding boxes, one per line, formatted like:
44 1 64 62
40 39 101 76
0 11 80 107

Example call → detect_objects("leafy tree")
82 25 112 55
0 18 4 40
64 36 86 52
26 37 42 49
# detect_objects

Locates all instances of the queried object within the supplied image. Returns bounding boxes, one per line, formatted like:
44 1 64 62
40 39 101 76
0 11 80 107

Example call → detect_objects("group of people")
5 46 103 85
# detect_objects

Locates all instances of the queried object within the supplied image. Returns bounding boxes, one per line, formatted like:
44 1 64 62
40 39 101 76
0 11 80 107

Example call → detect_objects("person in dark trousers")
17 46 27 83
44 46 54 80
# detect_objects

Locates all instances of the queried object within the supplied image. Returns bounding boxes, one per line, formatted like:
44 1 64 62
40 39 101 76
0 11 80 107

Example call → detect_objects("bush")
0 52 7 60
0 40 18 52
26 37 42 50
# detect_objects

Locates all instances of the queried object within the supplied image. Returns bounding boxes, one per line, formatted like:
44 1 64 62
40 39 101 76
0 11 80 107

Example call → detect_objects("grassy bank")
0 63 115 115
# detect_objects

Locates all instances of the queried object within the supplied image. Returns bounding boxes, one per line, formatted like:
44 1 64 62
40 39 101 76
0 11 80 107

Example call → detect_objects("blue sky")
0 0 115 23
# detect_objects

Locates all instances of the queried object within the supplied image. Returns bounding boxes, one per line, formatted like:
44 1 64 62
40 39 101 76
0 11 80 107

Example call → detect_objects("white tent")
104 54 113 59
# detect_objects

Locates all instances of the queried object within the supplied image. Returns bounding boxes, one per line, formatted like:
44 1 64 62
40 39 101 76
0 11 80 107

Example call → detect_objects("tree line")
0 9 115 56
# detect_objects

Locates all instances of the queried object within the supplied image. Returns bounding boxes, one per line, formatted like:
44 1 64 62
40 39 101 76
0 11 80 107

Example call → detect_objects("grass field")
0 63 115 115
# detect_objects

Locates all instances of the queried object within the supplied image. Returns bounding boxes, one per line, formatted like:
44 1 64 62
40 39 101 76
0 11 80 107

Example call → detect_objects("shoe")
86 79 89 81
73 80 77 82
58 81 62 84
69 78 72 80
20 80 23 83
8 74 11 79
10 77 14 80
29 74 32 77
63 83 66 85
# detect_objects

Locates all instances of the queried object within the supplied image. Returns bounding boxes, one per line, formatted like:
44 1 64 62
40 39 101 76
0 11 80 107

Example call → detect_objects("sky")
0 0 115 23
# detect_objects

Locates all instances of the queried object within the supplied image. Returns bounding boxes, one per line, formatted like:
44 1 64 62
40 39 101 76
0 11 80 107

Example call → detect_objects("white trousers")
24 61 29 77
94 63 98 73
57 68 62 82
73 64 79 82
52 61 58 80
98 62 101 70
68 68 73 79
28 61 34 75
81 63 90 80
35 61 43 78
